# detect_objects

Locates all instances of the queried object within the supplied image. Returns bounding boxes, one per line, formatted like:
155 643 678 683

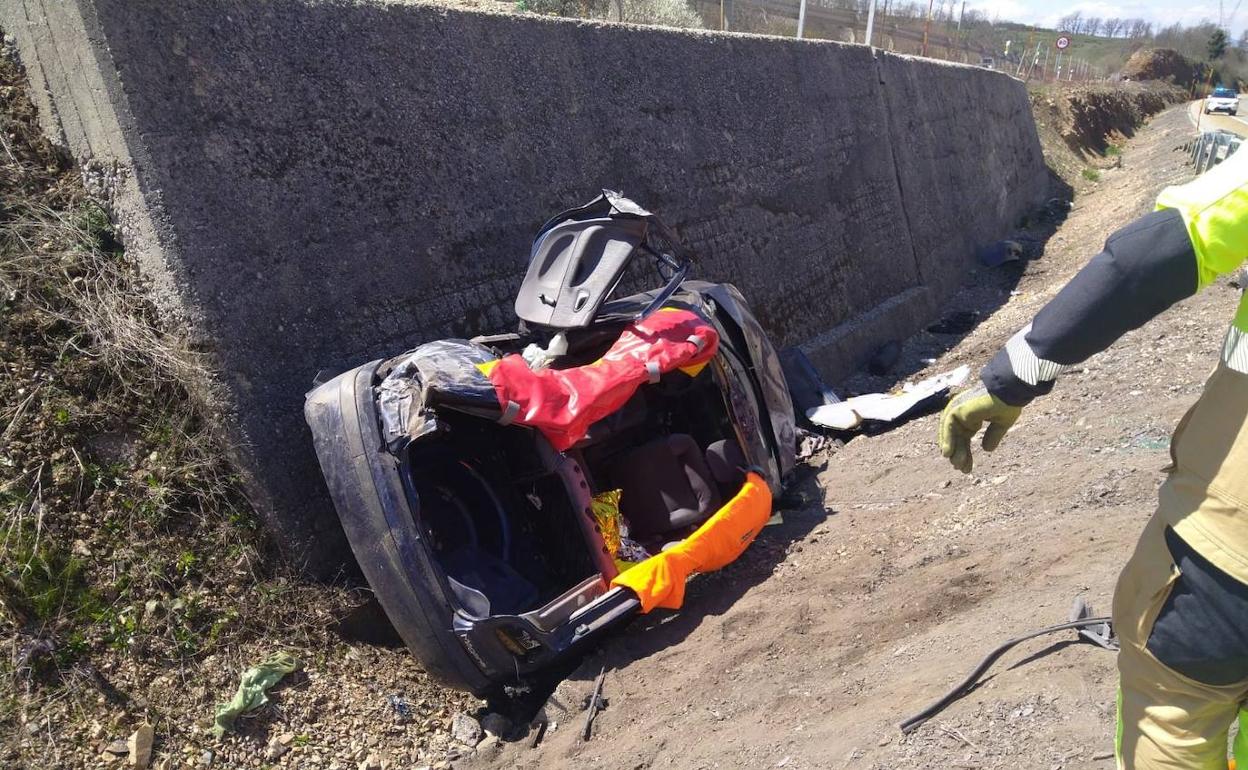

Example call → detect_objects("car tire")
305 362 496 696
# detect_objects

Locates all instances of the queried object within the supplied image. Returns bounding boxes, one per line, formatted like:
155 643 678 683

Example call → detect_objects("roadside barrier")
1186 130 1242 174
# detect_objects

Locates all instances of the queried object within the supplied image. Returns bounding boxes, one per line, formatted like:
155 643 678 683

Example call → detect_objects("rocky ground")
469 104 1228 769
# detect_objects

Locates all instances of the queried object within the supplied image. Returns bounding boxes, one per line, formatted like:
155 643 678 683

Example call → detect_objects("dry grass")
0 38 386 770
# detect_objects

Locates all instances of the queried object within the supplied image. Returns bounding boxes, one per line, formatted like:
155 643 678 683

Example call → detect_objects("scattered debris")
582 666 609 741
210 651 300 737
796 428 839 461
386 694 413 722
807 366 970 431
977 239 1023 267
529 716 549 748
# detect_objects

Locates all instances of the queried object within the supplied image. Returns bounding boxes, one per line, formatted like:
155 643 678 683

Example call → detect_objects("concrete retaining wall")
2 0 1049 570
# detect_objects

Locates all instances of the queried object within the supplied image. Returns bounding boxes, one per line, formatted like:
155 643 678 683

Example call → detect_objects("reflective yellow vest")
1156 147 1248 372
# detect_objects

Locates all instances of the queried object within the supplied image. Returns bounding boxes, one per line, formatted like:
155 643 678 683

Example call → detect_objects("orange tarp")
611 472 772 612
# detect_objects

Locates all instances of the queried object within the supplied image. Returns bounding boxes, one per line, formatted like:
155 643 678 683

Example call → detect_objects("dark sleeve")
982 208 1199 406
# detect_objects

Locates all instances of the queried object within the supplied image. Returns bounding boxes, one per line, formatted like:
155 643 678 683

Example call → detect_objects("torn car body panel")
304 194 796 695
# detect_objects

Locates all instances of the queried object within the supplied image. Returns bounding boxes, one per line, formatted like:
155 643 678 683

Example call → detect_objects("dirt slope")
475 106 1223 769
1030 81 1185 189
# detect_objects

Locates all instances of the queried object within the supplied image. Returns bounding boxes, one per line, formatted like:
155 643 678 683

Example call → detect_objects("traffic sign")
1056 35 1070 50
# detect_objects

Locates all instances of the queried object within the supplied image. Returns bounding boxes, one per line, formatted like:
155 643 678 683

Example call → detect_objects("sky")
960 0 1247 38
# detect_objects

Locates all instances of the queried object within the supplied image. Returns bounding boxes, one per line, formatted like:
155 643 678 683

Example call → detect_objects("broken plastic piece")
807 365 970 431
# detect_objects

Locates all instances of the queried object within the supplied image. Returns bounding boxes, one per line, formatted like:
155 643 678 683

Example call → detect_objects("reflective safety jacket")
982 148 1248 405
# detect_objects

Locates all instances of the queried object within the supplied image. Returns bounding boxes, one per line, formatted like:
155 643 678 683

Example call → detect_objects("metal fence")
1187 130 1242 174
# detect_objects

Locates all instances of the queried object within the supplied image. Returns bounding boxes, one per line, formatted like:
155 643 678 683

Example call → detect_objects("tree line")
1056 12 1153 39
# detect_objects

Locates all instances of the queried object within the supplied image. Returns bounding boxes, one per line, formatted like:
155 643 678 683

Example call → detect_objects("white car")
1205 87 1240 116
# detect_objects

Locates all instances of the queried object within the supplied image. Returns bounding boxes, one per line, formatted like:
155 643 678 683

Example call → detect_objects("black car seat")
614 434 722 537
704 438 747 496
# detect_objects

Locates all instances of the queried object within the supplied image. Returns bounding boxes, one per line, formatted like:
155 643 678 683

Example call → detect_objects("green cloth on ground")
210 651 300 737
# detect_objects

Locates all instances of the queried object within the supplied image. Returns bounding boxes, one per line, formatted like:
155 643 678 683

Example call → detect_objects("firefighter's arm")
942 152 1248 473
983 150 1248 406
979 207 1200 405
940 209 1196 472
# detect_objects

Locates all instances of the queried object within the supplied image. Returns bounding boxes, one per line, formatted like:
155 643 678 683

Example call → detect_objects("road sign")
1056 35 1070 50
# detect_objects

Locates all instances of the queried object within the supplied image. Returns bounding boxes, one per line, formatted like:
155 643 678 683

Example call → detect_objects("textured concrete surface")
1 0 1049 570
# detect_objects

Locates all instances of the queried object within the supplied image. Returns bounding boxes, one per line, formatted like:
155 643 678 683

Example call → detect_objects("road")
1188 95 1248 136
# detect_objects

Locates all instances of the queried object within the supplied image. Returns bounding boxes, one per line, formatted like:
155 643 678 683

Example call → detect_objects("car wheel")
305 361 497 696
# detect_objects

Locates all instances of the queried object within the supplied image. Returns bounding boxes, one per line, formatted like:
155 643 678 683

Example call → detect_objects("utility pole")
957 0 965 31
865 0 878 47
796 0 807 39
922 0 935 56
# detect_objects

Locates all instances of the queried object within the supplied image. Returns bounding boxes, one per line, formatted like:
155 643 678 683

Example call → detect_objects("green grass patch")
1082 168 1101 182
3 525 103 626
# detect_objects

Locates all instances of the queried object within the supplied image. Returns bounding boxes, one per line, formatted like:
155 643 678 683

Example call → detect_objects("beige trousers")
1113 365 1248 769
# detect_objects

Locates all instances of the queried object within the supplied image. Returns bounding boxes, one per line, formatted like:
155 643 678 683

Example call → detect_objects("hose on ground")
898 616 1113 734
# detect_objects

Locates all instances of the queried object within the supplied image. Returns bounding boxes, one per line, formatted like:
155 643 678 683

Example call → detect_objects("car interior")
398 353 748 622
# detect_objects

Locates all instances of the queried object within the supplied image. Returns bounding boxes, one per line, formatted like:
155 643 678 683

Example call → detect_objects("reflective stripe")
1005 323 1068 386
645 361 661 383
1235 710 1248 769
1223 325 1248 374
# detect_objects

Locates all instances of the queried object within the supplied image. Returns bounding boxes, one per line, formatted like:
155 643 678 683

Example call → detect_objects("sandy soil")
470 105 1231 770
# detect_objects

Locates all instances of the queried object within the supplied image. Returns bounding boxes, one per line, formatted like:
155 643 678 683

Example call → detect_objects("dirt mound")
1029 81 1186 187
1121 48 1199 88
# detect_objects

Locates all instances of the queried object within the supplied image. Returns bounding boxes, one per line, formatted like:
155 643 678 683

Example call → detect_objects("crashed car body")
305 193 796 695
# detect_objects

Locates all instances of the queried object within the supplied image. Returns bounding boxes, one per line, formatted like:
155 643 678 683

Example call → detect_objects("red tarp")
483 308 719 450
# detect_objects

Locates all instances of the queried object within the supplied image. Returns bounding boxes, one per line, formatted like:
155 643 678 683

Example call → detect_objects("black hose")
898 616 1112 734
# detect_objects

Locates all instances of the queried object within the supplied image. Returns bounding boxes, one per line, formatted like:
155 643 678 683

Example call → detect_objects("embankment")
1031 81 1187 185
2 0 1050 568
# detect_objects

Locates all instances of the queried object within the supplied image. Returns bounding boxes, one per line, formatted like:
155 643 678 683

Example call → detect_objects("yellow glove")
938 386 1022 474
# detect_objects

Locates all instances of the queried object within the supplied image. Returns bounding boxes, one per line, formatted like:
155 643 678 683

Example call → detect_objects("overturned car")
305 193 796 695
